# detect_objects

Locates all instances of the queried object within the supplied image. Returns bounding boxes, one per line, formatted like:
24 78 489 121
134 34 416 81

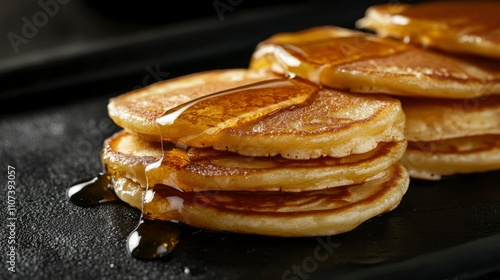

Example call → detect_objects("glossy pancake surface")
401 95 500 141
356 1 500 59
112 163 410 237
102 130 407 192
108 68 405 159
108 68 292 145
216 88 405 159
249 25 500 99
401 134 500 180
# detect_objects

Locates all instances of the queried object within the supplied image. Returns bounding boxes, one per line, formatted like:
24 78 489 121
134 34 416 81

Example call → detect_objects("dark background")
0 0 426 111
0 0 376 111
1 1 500 280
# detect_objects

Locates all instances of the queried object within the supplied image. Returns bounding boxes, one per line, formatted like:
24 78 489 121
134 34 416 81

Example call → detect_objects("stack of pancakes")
103 68 410 237
249 1 500 180
357 1 500 180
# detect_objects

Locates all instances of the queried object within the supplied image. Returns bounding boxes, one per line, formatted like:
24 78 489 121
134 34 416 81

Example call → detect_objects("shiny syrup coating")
279 36 409 67
154 77 318 148
357 2 500 59
397 2 500 34
156 78 312 125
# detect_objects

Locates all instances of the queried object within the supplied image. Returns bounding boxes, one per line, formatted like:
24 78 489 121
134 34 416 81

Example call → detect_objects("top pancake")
356 1 500 59
108 68 405 159
109 68 282 141
249 25 500 99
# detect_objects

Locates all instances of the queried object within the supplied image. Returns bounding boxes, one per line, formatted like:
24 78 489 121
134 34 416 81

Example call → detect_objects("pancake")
111 162 409 237
108 68 286 144
102 130 407 192
401 95 500 142
356 1 500 59
249 25 500 99
108 68 406 159
215 88 404 159
401 134 500 180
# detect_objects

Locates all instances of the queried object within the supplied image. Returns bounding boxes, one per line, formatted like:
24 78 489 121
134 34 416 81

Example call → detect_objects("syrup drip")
123 93 187 259
127 218 182 260
124 153 184 260
68 171 182 260
67 172 118 207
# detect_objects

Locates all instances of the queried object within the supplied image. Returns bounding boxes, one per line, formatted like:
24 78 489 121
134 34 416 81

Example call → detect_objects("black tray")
1 1 500 279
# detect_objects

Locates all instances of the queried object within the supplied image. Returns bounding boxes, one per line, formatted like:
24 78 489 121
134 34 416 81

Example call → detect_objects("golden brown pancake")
401 95 500 142
401 134 500 180
108 68 285 144
215 88 404 159
108 68 406 159
249 25 500 99
103 130 407 192
356 1 500 59
112 162 409 237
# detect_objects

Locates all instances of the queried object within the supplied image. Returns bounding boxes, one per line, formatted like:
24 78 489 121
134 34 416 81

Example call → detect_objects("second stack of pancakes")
249 1 500 180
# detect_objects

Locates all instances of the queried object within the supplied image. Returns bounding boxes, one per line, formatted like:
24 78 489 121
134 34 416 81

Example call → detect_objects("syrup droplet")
67 172 118 207
127 217 182 260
